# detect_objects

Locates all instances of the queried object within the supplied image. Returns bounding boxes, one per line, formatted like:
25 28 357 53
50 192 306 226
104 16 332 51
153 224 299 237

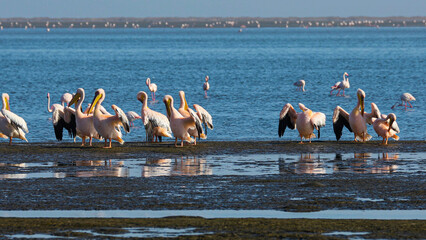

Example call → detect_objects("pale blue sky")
0 0 424 18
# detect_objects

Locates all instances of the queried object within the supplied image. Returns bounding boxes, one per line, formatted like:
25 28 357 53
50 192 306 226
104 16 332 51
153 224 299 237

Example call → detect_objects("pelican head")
357 89 365 116
137 91 148 103
163 95 173 118
146 78 151 86
179 91 188 110
88 88 105 115
69 88 84 107
298 103 308 112
386 113 397 132
2 93 10 111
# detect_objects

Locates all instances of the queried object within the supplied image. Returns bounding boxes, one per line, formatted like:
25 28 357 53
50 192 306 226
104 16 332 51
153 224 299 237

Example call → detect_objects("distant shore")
0 17 425 29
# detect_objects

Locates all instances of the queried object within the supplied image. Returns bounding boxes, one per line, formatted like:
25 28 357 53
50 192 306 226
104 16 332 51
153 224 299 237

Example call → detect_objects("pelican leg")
81 137 86 146
385 138 389 145
381 138 385 145
104 139 108 148
354 133 358 142
299 136 304 144
174 137 178 147
108 139 112 148
9 137 12 146
309 137 312 143
180 139 184 147
89 137 93 146
193 137 197 145
362 132 365 142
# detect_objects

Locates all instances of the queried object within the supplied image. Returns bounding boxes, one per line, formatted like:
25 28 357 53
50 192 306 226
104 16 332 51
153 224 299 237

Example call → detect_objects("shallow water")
0 152 424 179
0 209 424 219
0 28 424 143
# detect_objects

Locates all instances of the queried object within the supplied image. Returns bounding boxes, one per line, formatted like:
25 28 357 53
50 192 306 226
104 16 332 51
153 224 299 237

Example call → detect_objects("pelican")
373 113 400 145
193 104 214 134
137 91 172 142
146 78 158 101
330 72 350 96
163 95 195 147
0 93 29 145
293 80 306 92
47 92 76 141
332 89 372 142
203 75 210 98
69 88 102 146
391 93 416 110
89 89 130 148
178 91 205 145
278 103 325 143
125 111 141 127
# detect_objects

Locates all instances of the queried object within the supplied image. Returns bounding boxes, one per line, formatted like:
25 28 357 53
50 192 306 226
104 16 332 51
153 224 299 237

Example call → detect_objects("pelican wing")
332 106 352 141
193 104 213 130
112 105 130 133
278 103 297 137
63 107 77 138
1 109 28 133
52 107 77 141
364 103 382 125
146 110 170 130
188 108 204 138
310 112 326 139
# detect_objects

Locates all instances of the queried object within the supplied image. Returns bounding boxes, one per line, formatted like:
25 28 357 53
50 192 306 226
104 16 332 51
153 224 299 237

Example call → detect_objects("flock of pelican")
0 73 416 147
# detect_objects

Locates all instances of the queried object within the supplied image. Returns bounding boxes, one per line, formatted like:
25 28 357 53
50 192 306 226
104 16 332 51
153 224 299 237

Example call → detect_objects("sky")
0 0 424 18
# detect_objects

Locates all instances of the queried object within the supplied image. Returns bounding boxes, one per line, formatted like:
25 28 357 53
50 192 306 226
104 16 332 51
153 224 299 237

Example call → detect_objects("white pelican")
69 88 102 146
163 95 195 147
89 89 130 148
293 80 306 92
47 92 77 141
391 93 416 110
278 103 325 143
137 91 172 142
332 89 372 142
125 111 141 127
372 112 400 145
193 104 214 134
203 76 210 98
330 72 350 96
146 78 158 101
178 91 206 145
0 93 29 145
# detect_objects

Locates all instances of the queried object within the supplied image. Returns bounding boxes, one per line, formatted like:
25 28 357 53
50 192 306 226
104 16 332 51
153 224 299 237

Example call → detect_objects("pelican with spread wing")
47 92 77 141
278 103 326 143
0 93 29 145
332 88 372 142
137 91 172 142
88 89 130 148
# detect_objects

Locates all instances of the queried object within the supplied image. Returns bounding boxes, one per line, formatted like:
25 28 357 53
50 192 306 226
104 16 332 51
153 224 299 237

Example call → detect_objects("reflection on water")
0 152 423 179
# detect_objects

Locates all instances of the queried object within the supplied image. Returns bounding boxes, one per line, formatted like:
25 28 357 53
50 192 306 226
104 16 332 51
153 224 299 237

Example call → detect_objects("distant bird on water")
293 80 306 92
330 72 350 96
203 76 210 98
146 78 158 102
391 93 416 110
125 111 141 127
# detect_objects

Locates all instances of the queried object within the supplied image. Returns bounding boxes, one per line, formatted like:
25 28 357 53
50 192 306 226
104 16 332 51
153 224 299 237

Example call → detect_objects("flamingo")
146 78 157 101
69 88 102 146
330 72 350 96
137 91 172 142
278 103 325 143
163 95 195 147
125 111 141 127
0 93 29 145
332 89 372 142
178 91 205 145
203 76 210 98
293 80 306 92
88 89 130 148
391 93 416 110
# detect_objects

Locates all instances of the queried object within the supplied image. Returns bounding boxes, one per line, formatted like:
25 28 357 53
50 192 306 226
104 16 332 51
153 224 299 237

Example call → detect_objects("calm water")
0 28 424 142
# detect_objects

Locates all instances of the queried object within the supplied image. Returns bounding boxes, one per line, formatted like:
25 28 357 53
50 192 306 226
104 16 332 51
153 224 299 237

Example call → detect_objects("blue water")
0 28 424 142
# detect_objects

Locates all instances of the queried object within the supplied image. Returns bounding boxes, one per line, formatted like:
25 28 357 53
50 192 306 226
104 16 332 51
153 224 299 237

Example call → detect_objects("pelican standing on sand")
137 91 172 142
293 80 306 92
69 88 102 146
163 95 196 147
146 78 157 101
203 76 210 98
47 92 76 141
330 72 350 96
278 103 325 143
391 93 416 110
178 91 205 145
0 93 29 145
89 88 130 148
332 89 372 142
372 113 400 145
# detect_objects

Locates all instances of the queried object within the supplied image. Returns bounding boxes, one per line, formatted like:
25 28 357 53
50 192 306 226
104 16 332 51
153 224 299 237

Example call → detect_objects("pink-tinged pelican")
137 91 172 142
391 93 416 110
330 72 350 96
69 88 102 146
278 103 325 143
178 91 206 145
163 95 195 147
89 89 130 148
193 104 214 134
47 93 77 141
125 111 141 127
146 78 158 101
293 80 306 92
203 76 210 98
372 113 400 145
333 89 372 142
0 93 29 145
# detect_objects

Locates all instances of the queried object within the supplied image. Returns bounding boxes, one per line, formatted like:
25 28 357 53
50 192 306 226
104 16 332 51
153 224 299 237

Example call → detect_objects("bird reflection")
69 160 127 177
280 154 325 174
333 153 398 174
142 156 212 177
